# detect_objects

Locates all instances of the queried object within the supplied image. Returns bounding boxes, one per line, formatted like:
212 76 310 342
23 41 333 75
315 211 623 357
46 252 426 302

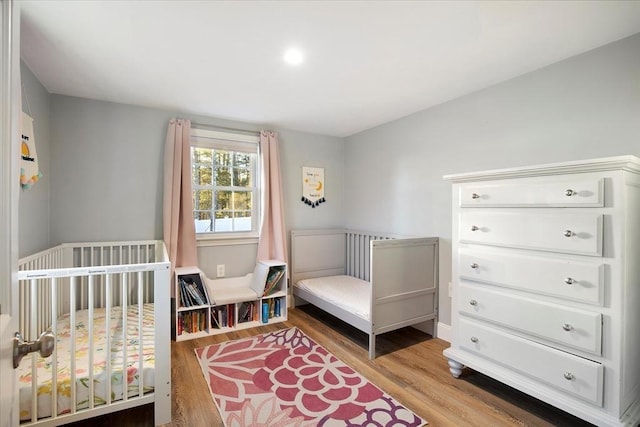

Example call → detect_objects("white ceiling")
19 1 640 137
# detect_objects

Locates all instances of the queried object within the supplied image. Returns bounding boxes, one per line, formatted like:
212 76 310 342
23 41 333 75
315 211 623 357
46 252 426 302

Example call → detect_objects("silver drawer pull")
470 336 478 343
564 277 575 285
471 225 479 231
564 372 574 381
471 193 480 199
469 299 477 306
563 230 575 237
565 189 576 197
470 263 479 269
562 323 573 332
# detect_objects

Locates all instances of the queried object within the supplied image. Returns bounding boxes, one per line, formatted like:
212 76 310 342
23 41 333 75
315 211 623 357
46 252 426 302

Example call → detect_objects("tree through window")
191 129 259 236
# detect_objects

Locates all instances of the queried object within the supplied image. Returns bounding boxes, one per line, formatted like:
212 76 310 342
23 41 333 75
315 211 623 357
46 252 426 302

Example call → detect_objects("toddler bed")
291 229 438 359
17 240 171 426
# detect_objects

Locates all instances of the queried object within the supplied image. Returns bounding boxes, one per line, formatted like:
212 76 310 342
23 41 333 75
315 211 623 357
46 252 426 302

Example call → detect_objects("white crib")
17 240 171 426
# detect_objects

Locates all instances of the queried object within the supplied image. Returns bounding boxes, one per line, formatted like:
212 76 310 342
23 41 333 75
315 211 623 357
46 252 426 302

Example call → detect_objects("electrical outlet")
217 264 225 277
448 282 452 298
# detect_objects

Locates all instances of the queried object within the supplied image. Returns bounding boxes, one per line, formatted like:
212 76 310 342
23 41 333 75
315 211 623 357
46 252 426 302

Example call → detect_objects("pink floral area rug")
195 327 427 427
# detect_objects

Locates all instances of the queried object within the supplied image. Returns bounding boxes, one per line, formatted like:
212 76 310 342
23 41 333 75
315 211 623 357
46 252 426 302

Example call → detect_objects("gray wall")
49 96 173 244
344 33 640 327
19 62 50 258
48 95 345 278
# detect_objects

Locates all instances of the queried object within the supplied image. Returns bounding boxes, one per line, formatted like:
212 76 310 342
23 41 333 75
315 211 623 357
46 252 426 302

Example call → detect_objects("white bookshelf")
172 261 287 342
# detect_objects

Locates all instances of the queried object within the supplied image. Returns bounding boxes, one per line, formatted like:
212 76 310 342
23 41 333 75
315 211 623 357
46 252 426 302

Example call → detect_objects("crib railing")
345 230 395 282
290 229 401 284
17 240 171 426
18 241 163 340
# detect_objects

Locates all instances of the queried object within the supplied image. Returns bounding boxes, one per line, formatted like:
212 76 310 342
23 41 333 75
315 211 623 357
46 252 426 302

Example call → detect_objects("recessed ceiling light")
283 48 303 65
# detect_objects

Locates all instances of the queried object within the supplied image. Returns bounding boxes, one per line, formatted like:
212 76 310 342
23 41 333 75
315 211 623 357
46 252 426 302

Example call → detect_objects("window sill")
196 234 259 247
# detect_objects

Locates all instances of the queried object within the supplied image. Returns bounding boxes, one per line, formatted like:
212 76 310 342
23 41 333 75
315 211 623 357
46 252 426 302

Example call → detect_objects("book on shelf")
211 309 221 329
212 305 234 328
215 306 226 328
262 266 285 296
178 309 207 334
228 304 235 327
239 301 255 323
179 283 190 307
178 273 208 307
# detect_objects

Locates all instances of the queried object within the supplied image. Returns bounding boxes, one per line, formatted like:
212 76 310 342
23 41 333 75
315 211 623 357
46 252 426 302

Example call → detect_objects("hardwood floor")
68 305 594 427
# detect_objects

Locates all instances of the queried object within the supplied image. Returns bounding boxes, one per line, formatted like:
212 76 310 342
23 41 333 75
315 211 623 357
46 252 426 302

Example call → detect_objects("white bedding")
295 275 371 320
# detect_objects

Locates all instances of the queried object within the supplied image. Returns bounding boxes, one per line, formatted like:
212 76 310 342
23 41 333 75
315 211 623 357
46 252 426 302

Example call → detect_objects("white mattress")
295 275 371 320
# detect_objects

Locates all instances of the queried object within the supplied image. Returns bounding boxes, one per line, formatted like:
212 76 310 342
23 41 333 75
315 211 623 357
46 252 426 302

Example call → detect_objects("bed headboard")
290 229 403 285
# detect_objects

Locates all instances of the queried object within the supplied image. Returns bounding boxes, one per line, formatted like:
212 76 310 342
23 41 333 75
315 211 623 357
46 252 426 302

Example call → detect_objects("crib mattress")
295 275 371 320
18 303 155 421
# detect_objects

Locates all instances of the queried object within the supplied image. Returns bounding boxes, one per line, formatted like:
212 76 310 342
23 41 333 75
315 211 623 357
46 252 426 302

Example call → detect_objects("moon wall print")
301 166 326 208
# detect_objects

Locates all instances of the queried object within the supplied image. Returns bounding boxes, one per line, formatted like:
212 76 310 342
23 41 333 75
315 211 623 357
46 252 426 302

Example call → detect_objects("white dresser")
443 156 640 426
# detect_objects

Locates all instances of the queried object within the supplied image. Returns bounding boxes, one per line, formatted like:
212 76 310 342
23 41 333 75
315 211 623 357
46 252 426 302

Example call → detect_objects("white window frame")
191 128 260 243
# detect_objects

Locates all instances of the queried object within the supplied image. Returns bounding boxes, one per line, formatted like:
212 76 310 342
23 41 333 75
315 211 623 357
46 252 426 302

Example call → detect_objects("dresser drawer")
458 318 604 406
459 284 602 354
459 178 603 207
459 212 603 256
459 249 604 305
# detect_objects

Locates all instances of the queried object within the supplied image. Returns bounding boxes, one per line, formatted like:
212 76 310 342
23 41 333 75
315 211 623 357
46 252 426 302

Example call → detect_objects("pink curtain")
163 119 197 272
256 131 288 263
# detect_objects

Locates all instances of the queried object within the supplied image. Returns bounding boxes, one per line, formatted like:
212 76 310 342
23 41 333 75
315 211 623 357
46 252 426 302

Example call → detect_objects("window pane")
215 211 233 232
215 191 231 210
234 153 251 168
233 211 251 232
193 189 212 210
215 167 231 186
194 211 213 233
192 147 212 164
232 191 252 210
215 150 232 167
193 165 212 186
233 168 251 187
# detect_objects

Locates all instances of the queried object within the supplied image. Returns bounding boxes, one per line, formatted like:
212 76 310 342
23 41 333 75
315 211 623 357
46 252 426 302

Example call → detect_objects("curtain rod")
191 122 260 136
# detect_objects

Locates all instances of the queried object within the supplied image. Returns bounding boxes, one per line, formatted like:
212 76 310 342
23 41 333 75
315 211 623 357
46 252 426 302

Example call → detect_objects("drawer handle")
565 189 576 197
563 230 575 237
471 225 479 231
563 372 574 381
471 193 480 199
562 323 573 332
564 277 575 285
470 336 478 343
470 263 479 269
469 299 477 306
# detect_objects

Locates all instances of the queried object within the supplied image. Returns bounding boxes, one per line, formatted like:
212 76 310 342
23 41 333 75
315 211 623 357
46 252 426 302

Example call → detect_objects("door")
1 1 20 426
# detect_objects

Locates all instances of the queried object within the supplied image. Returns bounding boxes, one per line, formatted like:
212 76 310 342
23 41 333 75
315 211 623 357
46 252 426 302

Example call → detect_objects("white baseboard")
437 322 451 342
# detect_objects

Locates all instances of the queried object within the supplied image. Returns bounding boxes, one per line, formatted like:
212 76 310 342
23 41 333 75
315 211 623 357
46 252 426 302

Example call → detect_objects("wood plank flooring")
68 305 593 427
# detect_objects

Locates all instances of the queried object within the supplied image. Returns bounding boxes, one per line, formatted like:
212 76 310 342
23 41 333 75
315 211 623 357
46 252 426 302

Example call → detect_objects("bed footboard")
369 237 438 358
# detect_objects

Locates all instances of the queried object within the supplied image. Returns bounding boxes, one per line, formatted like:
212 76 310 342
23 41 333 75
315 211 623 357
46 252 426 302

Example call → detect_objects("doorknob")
13 331 55 368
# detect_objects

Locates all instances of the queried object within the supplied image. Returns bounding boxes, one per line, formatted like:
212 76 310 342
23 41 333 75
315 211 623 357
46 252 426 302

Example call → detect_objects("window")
191 128 260 238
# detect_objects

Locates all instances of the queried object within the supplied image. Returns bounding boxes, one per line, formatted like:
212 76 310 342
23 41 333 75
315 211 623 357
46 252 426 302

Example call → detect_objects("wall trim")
197 237 258 247
437 322 451 343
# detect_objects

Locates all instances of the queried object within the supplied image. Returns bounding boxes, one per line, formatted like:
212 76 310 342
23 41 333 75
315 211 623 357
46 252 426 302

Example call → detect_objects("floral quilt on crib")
18 303 156 421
